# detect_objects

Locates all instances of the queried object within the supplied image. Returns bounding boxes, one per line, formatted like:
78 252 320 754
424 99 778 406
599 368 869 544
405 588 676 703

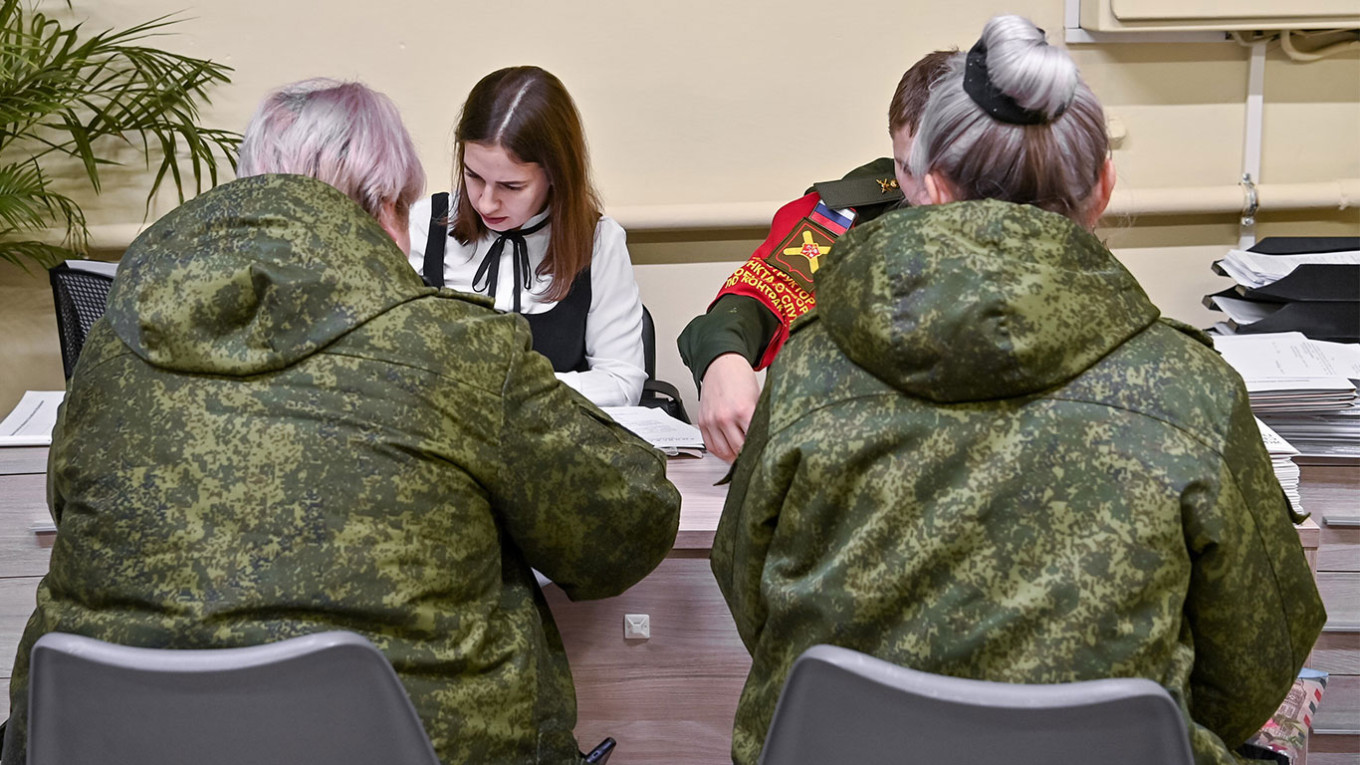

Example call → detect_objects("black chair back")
49 263 114 380
641 304 658 380
639 306 691 423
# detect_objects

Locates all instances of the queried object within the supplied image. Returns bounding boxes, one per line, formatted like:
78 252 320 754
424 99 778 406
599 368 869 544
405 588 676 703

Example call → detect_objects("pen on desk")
583 737 616 764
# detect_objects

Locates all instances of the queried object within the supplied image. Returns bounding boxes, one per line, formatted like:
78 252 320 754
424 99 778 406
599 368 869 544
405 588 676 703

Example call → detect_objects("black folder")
1248 236 1359 256
1210 237 1360 303
1206 237 1359 341
1203 288 1359 342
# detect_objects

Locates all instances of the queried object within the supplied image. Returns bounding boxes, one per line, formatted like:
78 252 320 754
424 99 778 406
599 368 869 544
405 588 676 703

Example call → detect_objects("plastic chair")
759 644 1195 765
27 630 441 765
639 305 691 423
48 262 115 380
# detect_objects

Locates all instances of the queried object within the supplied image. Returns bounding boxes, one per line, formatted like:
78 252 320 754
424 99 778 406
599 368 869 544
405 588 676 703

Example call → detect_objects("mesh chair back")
760 644 1194 765
48 263 114 380
27 631 442 765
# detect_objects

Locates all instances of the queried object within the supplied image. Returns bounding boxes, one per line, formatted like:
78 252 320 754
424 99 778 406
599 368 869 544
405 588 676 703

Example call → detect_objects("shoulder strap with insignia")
811 175 903 212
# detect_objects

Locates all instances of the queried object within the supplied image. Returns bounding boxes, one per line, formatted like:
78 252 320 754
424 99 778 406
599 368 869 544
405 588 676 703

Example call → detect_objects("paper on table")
1255 417 1304 510
1256 417 1299 456
601 406 705 457
0 391 64 446
1213 333 1360 391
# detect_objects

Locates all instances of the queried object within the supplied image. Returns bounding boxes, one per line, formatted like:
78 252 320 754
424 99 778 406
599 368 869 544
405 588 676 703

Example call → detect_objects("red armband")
712 192 855 369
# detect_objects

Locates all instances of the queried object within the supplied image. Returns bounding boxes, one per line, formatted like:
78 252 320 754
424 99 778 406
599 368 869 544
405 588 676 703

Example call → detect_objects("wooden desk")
0 449 1348 764
544 455 745 764
0 446 51 723
1301 464 1360 765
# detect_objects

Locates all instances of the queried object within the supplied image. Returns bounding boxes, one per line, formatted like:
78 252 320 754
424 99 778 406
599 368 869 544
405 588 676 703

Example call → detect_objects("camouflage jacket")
4 175 680 765
712 200 1326 765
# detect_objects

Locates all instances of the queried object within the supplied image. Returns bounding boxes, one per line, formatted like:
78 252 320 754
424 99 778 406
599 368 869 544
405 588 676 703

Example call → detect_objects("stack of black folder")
1205 237 1359 343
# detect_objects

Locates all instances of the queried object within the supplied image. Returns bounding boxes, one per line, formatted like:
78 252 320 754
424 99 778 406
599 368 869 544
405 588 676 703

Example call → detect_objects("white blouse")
407 196 647 407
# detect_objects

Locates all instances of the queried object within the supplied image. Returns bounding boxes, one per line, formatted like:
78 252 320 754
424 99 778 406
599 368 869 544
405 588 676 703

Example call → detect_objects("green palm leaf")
0 0 239 267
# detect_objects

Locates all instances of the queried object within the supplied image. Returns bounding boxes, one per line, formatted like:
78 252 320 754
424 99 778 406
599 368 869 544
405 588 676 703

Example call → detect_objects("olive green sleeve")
493 321 681 601
677 295 782 390
1182 390 1327 750
711 383 780 654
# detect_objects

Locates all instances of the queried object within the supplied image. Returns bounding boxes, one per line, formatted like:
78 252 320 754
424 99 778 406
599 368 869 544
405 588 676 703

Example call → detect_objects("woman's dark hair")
887 50 956 136
452 66 602 301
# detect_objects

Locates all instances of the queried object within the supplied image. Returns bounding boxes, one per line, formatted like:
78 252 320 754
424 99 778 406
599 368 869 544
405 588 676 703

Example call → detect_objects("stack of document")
601 406 705 458
1254 406 1360 464
1214 333 1360 464
1255 418 1302 511
1206 239 1358 342
1214 248 1360 291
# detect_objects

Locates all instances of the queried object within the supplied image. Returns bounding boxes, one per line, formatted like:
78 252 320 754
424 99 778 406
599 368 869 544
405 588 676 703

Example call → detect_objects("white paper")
1214 333 1360 383
1208 294 1280 325
1239 377 1356 395
0 391 64 446
1219 249 1360 289
1255 417 1298 456
1310 339 1360 380
64 259 119 278
601 406 704 454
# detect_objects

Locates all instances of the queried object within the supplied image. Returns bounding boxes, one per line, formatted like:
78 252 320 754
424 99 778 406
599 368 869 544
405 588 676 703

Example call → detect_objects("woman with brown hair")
409 66 646 407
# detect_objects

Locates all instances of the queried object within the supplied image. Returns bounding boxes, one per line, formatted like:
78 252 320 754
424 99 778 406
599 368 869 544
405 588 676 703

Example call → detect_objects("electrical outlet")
623 613 650 640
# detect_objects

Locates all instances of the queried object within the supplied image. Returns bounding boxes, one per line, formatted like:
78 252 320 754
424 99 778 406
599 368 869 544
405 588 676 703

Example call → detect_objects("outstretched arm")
494 320 680 600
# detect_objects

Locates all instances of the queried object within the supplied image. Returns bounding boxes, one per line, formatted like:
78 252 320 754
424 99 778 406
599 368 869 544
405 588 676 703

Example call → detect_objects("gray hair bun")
979 15 1079 123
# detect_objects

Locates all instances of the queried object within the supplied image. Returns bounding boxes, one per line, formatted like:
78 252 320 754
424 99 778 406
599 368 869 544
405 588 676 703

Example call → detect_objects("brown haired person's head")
451 66 602 301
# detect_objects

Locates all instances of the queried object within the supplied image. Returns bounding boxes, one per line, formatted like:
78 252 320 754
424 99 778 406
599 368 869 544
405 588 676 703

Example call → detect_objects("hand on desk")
698 353 761 463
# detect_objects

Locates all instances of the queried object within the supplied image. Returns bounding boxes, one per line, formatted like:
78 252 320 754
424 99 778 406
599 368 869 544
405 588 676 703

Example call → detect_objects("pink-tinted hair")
237 78 425 218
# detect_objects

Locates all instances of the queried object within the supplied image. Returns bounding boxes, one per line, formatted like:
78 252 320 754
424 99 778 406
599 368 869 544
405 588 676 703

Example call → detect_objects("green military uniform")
712 200 1326 765
677 158 903 386
3 175 681 765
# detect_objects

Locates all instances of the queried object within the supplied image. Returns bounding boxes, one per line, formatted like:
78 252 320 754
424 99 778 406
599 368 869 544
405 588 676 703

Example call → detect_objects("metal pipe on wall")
79 178 1359 246
606 179 1360 230
1102 179 1359 218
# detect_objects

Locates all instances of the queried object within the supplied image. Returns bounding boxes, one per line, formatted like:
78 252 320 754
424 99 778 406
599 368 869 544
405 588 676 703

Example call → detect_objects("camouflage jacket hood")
816 200 1160 402
108 173 429 375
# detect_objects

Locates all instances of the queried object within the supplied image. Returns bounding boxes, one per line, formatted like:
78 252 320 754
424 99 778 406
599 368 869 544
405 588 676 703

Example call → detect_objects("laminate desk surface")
664 454 730 552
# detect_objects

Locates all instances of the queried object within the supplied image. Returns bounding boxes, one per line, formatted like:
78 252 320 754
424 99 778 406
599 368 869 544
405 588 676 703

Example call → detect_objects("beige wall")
2 0 1358 415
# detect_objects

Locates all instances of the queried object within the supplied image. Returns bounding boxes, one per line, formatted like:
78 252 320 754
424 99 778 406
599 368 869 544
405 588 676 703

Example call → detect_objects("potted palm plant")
0 0 238 268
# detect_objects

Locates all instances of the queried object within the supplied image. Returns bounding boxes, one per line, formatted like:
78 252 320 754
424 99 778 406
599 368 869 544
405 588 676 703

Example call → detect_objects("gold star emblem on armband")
783 231 829 273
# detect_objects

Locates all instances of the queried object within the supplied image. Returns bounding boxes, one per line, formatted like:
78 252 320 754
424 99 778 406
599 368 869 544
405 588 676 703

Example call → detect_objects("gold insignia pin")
877 178 899 194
